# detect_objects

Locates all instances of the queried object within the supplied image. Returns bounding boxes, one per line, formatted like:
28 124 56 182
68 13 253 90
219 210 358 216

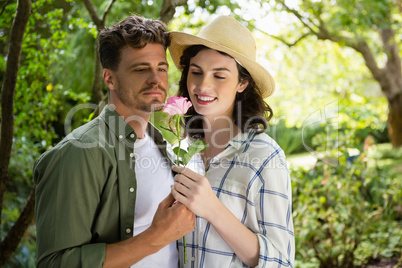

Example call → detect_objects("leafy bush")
267 118 321 156
292 127 402 267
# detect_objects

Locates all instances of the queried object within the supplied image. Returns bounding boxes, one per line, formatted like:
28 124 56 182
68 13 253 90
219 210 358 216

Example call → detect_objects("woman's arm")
171 165 259 267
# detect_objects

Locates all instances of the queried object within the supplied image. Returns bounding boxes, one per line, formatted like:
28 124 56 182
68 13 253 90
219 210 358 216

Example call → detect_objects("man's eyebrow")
129 61 169 68
189 63 230 72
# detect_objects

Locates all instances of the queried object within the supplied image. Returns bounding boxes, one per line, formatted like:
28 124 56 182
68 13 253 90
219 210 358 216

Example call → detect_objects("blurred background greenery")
1 0 401 267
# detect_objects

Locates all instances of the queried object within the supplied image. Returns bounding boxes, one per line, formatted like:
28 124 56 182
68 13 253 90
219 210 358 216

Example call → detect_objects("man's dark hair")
177 45 273 138
98 15 170 70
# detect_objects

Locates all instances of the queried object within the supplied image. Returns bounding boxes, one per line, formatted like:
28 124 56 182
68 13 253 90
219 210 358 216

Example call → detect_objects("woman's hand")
171 166 260 267
171 165 219 220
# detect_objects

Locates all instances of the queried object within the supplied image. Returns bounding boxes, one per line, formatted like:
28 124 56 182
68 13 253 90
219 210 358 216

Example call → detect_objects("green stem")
176 115 181 164
175 115 187 264
183 235 187 264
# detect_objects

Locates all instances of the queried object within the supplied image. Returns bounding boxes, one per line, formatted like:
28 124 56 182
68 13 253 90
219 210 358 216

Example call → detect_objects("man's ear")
237 80 249 93
103 68 116 91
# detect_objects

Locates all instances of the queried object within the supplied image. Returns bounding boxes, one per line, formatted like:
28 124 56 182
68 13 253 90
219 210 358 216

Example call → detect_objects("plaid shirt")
179 130 295 268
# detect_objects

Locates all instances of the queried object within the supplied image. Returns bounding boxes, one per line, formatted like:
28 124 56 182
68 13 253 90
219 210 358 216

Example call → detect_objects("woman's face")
186 48 248 120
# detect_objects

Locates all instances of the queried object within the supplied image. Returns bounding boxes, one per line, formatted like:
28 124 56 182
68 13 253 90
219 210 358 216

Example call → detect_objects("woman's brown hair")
177 45 273 138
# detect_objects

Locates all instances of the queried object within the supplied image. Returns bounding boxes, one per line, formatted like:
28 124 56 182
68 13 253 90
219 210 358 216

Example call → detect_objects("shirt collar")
100 105 137 140
146 122 165 144
99 105 168 148
227 130 256 150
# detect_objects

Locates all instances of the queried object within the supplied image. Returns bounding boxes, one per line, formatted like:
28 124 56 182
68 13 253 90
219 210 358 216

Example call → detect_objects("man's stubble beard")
117 84 166 113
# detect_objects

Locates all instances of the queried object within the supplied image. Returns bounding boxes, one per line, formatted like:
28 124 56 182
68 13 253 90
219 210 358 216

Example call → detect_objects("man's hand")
104 193 194 268
148 193 195 247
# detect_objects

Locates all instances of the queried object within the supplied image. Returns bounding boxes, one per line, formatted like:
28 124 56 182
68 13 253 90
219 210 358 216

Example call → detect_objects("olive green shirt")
34 105 172 267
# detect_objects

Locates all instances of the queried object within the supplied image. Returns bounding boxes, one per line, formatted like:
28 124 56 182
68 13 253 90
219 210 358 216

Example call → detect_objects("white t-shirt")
131 133 178 268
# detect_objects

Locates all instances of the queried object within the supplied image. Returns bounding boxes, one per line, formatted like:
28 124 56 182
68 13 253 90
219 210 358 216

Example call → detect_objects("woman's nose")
198 75 212 91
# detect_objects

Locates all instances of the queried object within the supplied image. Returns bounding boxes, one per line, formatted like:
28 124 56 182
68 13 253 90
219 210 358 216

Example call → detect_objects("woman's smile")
195 94 217 105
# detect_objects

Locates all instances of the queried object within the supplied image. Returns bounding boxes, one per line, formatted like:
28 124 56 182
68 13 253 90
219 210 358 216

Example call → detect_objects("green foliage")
268 120 301 156
292 120 402 267
2 192 37 268
173 140 207 166
324 0 394 32
267 94 387 157
1 0 69 266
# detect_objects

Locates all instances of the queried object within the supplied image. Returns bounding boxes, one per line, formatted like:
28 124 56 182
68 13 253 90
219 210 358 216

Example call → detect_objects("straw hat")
169 15 275 98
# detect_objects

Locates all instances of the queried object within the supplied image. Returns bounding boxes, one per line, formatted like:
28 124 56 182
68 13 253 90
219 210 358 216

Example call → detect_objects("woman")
169 16 295 268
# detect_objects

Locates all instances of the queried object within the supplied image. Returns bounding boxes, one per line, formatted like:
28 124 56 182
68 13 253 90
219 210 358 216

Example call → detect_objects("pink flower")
163 97 192 116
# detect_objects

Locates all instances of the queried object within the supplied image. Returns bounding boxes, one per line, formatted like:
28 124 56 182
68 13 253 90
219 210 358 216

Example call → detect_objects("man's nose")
147 69 162 84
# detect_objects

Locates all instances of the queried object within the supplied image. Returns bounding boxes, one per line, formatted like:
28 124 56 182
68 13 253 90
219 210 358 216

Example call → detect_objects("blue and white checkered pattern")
178 130 295 268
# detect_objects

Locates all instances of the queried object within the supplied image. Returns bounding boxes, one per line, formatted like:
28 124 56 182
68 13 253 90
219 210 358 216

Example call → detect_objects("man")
34 15 194 267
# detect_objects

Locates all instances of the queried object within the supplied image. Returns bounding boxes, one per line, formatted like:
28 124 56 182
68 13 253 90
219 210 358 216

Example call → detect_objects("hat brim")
169 31 275 98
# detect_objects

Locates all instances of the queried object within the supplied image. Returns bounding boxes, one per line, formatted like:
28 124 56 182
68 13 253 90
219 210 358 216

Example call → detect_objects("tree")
0 0 33 265
265 0 402 147
82 0 116 104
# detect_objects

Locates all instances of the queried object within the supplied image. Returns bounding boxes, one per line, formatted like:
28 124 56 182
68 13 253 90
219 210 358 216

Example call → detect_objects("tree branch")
159 0 188 24
397 0 402 13
343 38 383 82
91 40 105 103
82 0 118 104
276 0 319 35
275 0 383 86
0 0 12 17
101 0 117 26
82 0 102 28
378 28 402 100
381 28 401 74
0 188 35 266
0 0 31 265
259 29 311 47
92 93 108 119
0 0 31 228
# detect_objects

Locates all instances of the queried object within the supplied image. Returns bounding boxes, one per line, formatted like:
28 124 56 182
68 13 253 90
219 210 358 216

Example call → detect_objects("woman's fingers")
173 179 191 196
172 165 200 181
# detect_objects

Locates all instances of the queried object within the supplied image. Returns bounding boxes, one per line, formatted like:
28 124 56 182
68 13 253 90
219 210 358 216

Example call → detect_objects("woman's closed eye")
191 71 203 75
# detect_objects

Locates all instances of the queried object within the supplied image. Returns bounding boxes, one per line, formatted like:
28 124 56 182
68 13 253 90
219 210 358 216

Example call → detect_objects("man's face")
108 43 168 113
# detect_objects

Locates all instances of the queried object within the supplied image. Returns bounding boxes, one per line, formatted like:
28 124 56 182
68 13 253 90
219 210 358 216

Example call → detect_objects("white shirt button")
126 228 131 233
129 187 134 192
119 135 123 140
129 153 134 158
130 133 135 138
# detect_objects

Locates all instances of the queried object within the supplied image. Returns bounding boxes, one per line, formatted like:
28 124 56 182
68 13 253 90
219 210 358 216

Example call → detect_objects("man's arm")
35 142 194 267
104 194 194 268
34 142 109 267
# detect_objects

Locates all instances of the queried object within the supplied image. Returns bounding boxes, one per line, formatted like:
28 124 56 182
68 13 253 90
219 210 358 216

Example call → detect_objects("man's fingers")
160 193 176 208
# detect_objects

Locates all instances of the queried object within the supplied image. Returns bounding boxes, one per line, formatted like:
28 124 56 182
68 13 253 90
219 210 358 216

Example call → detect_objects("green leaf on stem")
173 147 188 158
160 126 177 136
182 140 207 166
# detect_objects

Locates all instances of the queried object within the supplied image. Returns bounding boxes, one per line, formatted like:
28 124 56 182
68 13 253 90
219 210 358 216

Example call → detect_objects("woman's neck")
201 116 241 167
